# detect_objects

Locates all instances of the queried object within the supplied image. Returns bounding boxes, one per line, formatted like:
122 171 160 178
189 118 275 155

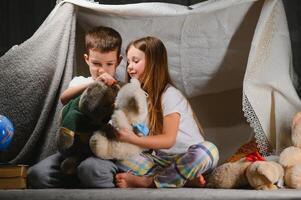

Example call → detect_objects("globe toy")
0 115 14 151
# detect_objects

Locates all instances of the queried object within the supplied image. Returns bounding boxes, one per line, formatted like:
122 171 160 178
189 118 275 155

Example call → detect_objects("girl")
115 36 219 188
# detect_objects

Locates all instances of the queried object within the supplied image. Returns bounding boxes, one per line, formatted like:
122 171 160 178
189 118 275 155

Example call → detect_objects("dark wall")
93 0 203 5
0 0 57 56
1 0 300 93
283 0 301 95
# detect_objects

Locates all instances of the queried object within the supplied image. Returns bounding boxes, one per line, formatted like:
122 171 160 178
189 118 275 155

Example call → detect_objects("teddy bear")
207 151 284 190
206 157 250 189
279 112 301 189
246 160 284 190
89 78 149 160
57 80 120 175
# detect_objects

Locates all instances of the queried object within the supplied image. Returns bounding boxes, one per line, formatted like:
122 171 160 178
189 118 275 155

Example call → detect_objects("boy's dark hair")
85 26 122 56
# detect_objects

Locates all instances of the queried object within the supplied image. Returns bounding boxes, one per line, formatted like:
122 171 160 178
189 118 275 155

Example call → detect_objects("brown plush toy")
246 160 284 190
207 157 250 189
207 151 284 190
57 81 119 175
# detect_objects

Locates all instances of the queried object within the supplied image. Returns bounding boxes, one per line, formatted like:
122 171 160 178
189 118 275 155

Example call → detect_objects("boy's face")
84 49 121 80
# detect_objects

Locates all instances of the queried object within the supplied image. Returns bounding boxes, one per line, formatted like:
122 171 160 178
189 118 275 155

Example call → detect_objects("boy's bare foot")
115 173 155 188
185 175 206 188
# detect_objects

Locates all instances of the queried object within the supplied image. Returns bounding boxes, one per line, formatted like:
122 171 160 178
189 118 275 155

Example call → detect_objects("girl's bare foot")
115 173 155 188
185 175 206 188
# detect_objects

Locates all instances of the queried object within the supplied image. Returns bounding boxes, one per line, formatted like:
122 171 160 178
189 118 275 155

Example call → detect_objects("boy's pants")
27 152 118 188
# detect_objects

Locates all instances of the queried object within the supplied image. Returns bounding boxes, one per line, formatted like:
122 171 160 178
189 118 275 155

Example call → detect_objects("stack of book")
0 164 28 189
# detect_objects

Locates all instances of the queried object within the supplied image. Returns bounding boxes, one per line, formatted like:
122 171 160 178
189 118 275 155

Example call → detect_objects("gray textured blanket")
0 4 75 164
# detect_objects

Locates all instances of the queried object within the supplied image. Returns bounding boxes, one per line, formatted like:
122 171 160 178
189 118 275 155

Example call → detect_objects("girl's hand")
117 128 137 143
96 73 117 86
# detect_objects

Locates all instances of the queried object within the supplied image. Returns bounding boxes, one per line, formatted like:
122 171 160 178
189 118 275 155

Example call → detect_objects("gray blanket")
0 4 75 164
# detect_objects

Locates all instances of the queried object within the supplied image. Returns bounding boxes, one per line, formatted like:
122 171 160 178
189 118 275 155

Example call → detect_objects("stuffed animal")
279 112 301 189
89 78 149 160
206 157 250 189
57 81 119 174
246 160 284 190
207 151 284 190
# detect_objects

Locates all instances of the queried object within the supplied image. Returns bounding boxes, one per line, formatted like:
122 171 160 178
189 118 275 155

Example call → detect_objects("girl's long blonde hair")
126 37 172 135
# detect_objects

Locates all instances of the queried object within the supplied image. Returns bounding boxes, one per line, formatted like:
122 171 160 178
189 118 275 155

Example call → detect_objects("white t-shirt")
68 76 94 88
160 85 204 154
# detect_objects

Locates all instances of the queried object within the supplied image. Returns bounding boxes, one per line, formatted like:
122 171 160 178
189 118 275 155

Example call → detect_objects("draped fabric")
0 3 76 164
0 0 298 164
243 0 301 156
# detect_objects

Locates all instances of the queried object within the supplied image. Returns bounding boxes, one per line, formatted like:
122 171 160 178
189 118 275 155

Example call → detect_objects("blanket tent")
0 0 300 167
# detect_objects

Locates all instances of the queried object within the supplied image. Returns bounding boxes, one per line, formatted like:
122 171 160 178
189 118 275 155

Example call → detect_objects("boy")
27 26 122 188
60 26 122 105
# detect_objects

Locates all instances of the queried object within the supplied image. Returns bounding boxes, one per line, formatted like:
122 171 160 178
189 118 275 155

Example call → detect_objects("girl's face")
126 45 146 81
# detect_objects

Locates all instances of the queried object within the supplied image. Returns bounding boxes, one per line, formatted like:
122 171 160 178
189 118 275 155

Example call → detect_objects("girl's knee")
188 141 219 168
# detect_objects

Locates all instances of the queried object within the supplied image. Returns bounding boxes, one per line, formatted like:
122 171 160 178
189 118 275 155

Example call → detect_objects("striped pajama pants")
116 141 219 188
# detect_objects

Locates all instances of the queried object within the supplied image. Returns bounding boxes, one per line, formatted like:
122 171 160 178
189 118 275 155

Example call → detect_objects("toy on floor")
246 159 284 190
279 112 301 189
225 138 259 163
207 151 284 190
90 78 149 160
207 156 250 189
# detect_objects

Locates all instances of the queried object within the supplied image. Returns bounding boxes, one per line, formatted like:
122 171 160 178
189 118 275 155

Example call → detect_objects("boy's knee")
27 165 50 188
27 153 64 188
77 157 117 188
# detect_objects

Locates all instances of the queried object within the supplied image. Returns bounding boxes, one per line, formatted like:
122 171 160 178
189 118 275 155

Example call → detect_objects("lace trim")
242 93 271 157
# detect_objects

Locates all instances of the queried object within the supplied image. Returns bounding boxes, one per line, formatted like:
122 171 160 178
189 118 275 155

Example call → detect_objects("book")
0 177 26 189
0 164 27 178
0 164 28 189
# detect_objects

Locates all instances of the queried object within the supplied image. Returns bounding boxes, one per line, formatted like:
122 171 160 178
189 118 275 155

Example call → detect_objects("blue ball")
0 115 14 151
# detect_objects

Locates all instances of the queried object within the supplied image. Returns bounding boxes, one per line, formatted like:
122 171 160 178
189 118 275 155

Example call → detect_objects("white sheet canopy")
60 0 301 158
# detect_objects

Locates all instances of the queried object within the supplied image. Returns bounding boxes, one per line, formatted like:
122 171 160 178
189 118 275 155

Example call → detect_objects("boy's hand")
96 73 117 86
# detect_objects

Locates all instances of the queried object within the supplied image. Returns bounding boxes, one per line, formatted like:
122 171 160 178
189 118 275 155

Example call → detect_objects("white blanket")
243 0 301 155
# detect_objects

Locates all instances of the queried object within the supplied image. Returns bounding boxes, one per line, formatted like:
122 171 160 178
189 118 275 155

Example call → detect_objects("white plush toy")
89 78 148 160
279 112 301 188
